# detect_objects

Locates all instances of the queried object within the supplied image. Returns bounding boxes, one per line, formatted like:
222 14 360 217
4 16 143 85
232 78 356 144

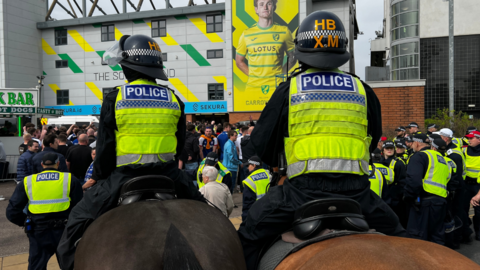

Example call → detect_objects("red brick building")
367 80 426 133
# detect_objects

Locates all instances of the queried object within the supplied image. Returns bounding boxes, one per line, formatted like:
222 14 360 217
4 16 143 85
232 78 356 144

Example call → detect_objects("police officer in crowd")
241 156 271 220
461 127 477 148
57 34 205 270
405 135 414 157
382 140 408 227
462 130 480 241
195 152 232 190
427 124 438 135
395 140 409 164
404 134 451 245
370 152 389 200
237 11 405 269
395 126 406 140
407 122 421 136
6 153 83 270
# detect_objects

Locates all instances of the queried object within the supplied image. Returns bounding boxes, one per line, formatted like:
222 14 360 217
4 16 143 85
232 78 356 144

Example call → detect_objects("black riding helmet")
103 34 168 81
294 11 350 69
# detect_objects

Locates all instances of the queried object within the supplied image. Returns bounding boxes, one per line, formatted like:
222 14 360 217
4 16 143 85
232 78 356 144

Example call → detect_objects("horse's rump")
75 200 246 270
275 234 480 270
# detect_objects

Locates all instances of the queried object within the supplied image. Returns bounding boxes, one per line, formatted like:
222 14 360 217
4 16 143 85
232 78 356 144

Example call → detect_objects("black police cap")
205 152 218 166
294 11 350 69
119 35 167 81
432 138 447 150
412 133 430 144
42 152 59 166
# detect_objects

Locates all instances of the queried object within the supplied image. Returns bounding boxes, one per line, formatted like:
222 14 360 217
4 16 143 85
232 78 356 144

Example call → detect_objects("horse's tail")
163 224 203 270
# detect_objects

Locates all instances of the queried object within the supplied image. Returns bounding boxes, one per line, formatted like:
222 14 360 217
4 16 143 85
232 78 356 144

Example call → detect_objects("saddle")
292 198 369 240
258 198 375 270
118 175 176 206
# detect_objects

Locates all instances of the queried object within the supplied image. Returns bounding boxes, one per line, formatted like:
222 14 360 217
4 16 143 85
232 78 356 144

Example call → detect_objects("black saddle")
292 198 369 240
118 175 176 206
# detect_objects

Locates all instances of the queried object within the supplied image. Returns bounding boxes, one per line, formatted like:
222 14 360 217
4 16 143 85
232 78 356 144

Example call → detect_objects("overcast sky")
51 0 384 80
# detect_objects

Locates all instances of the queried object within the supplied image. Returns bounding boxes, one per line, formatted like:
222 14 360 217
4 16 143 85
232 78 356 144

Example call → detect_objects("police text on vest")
37 173 60 181
125 85 170 101
300 72 355 92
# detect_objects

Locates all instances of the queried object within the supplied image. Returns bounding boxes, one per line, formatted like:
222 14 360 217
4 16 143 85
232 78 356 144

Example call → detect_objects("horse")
74 200 246 270
273 234 480 270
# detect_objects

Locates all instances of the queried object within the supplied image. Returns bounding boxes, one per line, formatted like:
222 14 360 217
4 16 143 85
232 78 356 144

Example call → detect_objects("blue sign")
184 101 227 114
300 72 355 92
124 85 170 101
46 105 102 116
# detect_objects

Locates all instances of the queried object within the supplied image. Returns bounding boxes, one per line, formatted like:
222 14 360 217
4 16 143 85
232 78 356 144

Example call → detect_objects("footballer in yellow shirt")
235 0 296 96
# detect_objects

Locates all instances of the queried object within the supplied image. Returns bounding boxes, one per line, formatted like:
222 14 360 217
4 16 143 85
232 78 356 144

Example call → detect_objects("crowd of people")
16 122 97 189
370 122 480 249
179 119 263 218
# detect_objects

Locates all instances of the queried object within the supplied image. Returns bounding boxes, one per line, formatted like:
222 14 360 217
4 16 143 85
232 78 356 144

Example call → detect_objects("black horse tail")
163 224 203 270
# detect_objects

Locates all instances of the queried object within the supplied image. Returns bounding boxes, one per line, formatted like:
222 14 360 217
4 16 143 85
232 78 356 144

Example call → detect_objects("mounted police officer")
241 156 271 220
6 153 83 270
57 34 205 270
237 11 405 270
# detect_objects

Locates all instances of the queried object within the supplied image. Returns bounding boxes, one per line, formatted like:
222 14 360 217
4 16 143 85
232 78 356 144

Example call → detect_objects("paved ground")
2 180 480 269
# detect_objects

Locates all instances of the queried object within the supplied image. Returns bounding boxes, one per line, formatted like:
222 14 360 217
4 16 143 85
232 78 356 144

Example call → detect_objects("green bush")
425 108 480 137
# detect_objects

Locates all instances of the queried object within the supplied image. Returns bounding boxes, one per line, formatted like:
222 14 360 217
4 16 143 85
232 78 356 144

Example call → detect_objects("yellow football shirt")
237 23 294 94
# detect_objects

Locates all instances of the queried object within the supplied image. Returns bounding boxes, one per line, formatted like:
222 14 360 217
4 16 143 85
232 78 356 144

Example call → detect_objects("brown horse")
275 234 480 270
75 200 246 270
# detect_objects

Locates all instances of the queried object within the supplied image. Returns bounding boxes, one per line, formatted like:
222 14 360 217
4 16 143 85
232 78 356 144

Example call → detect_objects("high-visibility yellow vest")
452 138 462 149
368 165 383 197
444 156 456 182
285 68 370 178
464 147 480 182
115 79 181 166
447 148 466 180
421 150 450 198
24 171 71 214
196 159 231 189
374 162 394 185
243 169 270 200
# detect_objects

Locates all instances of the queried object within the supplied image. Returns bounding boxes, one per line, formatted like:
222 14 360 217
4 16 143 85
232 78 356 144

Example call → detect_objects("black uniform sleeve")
5 181 29 227
91 90 118 181
394 160 407 186
174 92 186 160
363 82 382 153
448 153 464 190
241 186 257 221
222 174 232 191
381 174 389 201
404 152 428 199
69 176 84 207
250 80 290 167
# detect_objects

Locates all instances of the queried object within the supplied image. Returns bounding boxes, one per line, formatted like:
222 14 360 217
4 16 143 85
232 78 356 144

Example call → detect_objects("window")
55 29 67 45
151 20 166 37
207 49 223 59
55 60 68 68
103 88 115 100
57 90 69 105
101 25 115 42
162 53 167 62
208 84 224 100
206 15 222 33
392 0 418 16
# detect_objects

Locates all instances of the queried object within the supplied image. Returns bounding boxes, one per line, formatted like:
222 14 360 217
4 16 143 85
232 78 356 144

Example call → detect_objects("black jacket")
182 132 200 163
31 147 68 174
6 168 83 227
92 87 186 181
240 135 256 163
446 142 464 190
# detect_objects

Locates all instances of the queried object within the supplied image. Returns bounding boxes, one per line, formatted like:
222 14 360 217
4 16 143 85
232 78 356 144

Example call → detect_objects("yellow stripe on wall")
41 38 56 55
114 27 123 41
189 18 224 43
146 22 179 46
85 82 103 101
68 30 95 52
48 84 74 105
213 76 227 91
169 78 199 102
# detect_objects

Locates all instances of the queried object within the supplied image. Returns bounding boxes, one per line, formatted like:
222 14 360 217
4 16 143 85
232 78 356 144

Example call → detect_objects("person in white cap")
439 128 473 245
